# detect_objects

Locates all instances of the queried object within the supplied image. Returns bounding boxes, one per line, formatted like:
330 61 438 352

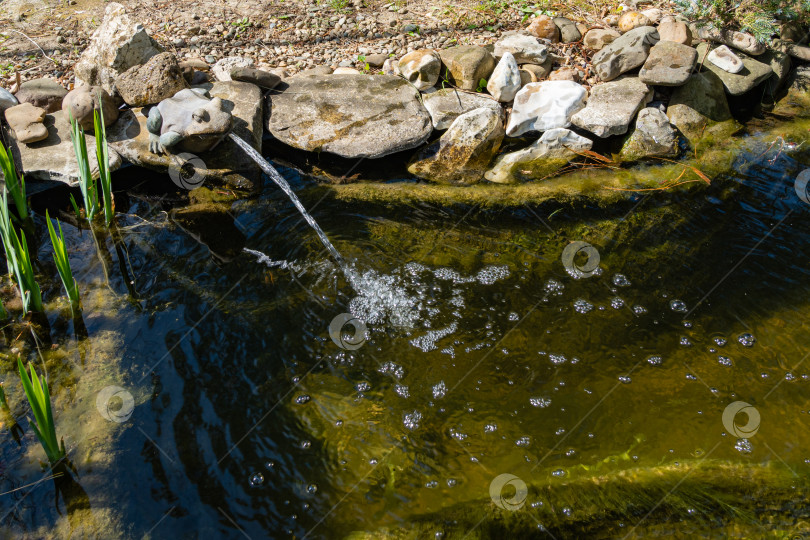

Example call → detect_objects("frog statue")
146 88 233 154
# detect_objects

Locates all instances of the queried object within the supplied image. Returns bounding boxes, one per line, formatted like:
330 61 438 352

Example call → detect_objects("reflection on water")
2 132 810 538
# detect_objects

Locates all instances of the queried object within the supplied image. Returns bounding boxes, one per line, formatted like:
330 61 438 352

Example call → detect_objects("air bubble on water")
265 461 275 470
425 480 439 488
544 279 564 295
565 448 576 457
646 356 663 366
300 440 311 449
761 372 769 379
613 274 631 287
295 394 311 404
633 305 647 315
738 333 756 347
335 420 343 427
356 381 371 392
307 484 318 494
249 472 265 487
530 397 551 408
574 299 594 314
549 354 567 365
552 469 566 477
410 322 458 352
446 478 457 487
685 373 697 380
718 356 733 366
403 410 422 430
670 300 687 312
785 372 796 381
555 427 566 436
683 321 692 328
618 375 632 384
378 361 405 380
610 297 625 309
432 381 447 399
680 336 692 347
508 312 519 321
531 501 543 508
561 507 573 516
515 436 532 447
395 384 410 398
734 438 753 454
713 337 727 347
369 458 378 465
484 423 498 433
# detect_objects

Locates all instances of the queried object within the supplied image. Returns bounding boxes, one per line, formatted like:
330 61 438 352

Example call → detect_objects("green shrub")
674 0 810 43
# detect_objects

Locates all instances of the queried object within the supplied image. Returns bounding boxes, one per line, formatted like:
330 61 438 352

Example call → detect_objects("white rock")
333 67 362 74
487 52 521 102
398 49 441 90
382 57 400 76
485 128 592 183
505 81 587 136
212 56 254 82
74 3 164 95
640 8 662 24
707 45 744 74
493 32 549 64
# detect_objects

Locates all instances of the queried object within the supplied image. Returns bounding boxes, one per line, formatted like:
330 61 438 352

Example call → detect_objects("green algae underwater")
3 114 810 539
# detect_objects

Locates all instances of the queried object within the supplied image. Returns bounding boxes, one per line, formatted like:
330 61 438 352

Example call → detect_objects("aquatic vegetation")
18 358 66 464
0 141 29 222
69 101 115 225
0 188 42 314
46 210 80 315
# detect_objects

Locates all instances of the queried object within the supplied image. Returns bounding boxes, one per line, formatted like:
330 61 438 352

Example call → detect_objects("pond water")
2 130 810 539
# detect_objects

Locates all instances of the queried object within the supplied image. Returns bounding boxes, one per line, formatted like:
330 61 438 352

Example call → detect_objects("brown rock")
527 15 560 42
114 52 188 106
548 67 580 82
4 103 48 144
583 28 621 51
657 21 692 45
618 11 651 33
14 78 67 113
521 59 552 80
61 85 119 131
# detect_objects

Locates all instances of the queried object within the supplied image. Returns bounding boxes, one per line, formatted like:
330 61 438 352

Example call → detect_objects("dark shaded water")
2 131 810 538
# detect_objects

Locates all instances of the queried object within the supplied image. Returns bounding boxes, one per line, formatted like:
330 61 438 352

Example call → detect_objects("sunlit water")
2 132 810 538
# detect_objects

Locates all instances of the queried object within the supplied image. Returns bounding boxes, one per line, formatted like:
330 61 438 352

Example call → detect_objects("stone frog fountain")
146 88 233 154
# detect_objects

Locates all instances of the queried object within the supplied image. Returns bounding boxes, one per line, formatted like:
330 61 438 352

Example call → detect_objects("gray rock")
773 66 810 117
230 67 282 89
115 52 188 106
592 26 659 82
267 74 431 159
4 103 48 144
487 52 521 102
212 56 254 82
61 85 119 131
0 88 18 112
3 110 122 184
521 59 552 80
109 81 263 190
14 78 67 113
408 107 504 184
422 88 502 130
484 128 592 184
696 43 773 96
297 66 333 76
639 41 697 86
506 80 587 136
73 2 164 95
775 41 810 62
493 32 548 65
398 49 441 90
553 17 581 43
619 107 678 161
706 45 743 73
571 77 652 137
364 54 388 68
667 71 742 145
439 46 496 91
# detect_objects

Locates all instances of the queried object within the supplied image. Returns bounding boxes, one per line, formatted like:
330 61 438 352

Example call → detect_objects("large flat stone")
485 128 592 184
667 71 742 145
266 74 432 159
639 41 697 86
592 26 659 82
108 81 263 190
696 43 773 96
571 77 652 138
3 111 122 185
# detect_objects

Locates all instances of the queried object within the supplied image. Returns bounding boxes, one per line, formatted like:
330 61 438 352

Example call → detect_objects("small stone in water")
249 472 265 487
738 333 756 347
